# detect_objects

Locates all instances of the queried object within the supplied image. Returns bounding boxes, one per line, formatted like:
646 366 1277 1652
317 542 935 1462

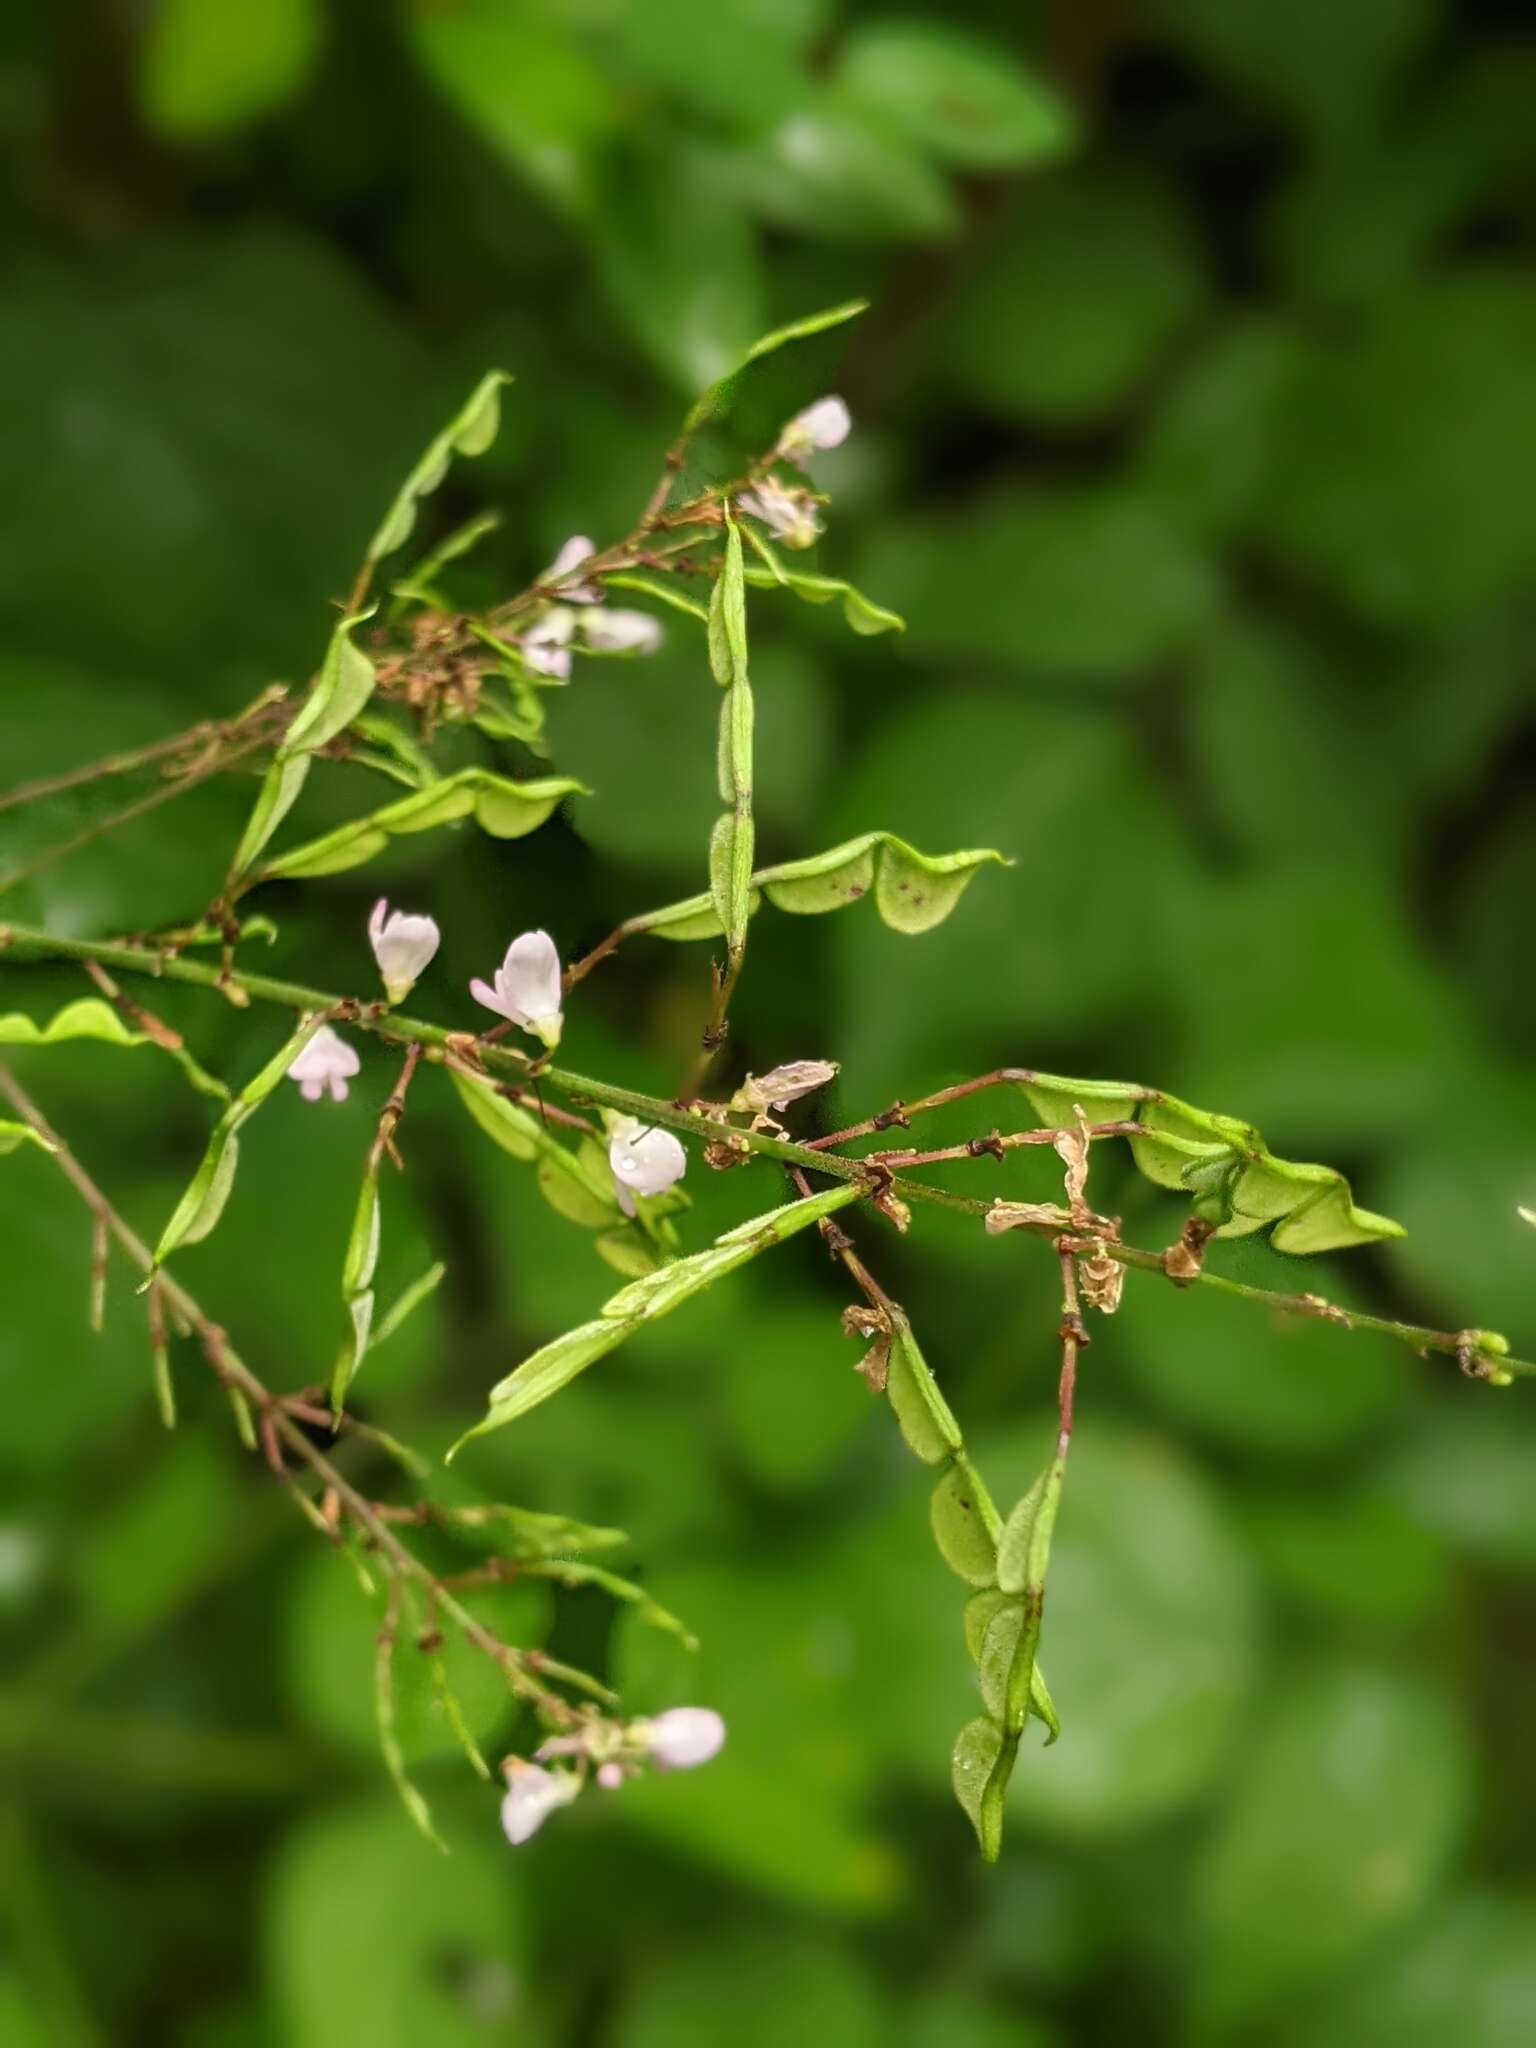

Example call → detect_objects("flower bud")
640 1706 726 1771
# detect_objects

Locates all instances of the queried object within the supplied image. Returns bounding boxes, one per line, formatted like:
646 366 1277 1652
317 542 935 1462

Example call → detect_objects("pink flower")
776 395 851 464
608 1115 687 1216
470 930 564 1048
286 1025 360 1104
368 899 440 1005
544 534 600 603
499 1760 575 1845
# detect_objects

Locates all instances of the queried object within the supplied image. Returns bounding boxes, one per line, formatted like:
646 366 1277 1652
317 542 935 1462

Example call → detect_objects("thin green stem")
0 920 1527 1381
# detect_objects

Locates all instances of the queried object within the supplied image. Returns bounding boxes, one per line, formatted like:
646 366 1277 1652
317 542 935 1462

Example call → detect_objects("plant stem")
0 921 1527 1381
0 1063 589 1726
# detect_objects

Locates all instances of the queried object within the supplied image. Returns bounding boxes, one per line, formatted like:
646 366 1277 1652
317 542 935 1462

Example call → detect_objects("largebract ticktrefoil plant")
0 303 1527 1866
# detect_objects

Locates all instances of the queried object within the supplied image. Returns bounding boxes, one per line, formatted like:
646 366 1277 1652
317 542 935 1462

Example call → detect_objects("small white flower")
286 1025 360 1104
577 607 663 656
544 534 600 603
521 606 575 681
730 1059 839 1117
737 479 822 550
640 1707 726 1771
499 1760 575 1846
470 929 564 1048
368 899 440 1006
608 1115 687 1217
776 394 851 464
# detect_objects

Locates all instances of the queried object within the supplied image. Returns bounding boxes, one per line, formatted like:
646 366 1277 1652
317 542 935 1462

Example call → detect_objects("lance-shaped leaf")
256 768 586 881
1010 1070 1405 1254
230 613 377 875
519 1559 698 1650
627 832 1009 945
602 572 710 623
742 561 904 635
451 1182 861 1453
683 299 868 434
390 508 503 610
375 1616 446 1853
331 1162 382 1414
369 1262 445 1353
707 516 755 967
365 370 511 566
152 1016 323 1265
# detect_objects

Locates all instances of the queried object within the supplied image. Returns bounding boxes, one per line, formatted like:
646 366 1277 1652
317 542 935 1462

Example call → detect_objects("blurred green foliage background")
3 0 1536 2042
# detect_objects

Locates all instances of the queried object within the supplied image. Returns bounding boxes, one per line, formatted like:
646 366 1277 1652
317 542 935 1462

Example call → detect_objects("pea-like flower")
776 394 851 464
578 607 663 656
608 1115 687 1216
730 1059 839 1117
521 606 575 680
368 899 440 1006
544 533 600 604
499 1759 576 1846
639 1707 727 1771
286 1025 360 1104
737 478 822 550
470 930 564 1048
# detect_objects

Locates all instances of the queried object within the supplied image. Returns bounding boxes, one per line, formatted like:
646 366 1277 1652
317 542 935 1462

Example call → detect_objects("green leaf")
0 997 143 1048
453 1182 861 1451
0 1122 55 1157
708 516 749 686
741 562 904 634
602 572 711 623
152 1016 322 1265
331 1163 382 1413
1011 1069 1405 1254
634 832 1008 943
257 767 586 880
951 1714 1011 1861
365 370 511 566
930 1461 1000 1588
685 299 868 435
139 0 321 140
281 612 378 755
375 1623 446 1854
369 1262 446 1353
837 24 1076 171
884 1312 963 1465
229 613 377 876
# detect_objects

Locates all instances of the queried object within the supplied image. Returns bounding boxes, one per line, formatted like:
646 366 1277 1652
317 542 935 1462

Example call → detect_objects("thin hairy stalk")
0 922 1525 1381
0 1064 588 1727
865 1120 1142 1169
0 731 274 898
0 723 225 818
